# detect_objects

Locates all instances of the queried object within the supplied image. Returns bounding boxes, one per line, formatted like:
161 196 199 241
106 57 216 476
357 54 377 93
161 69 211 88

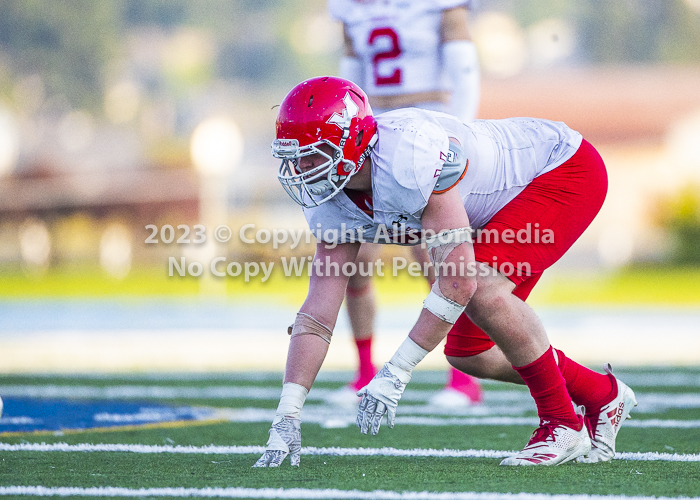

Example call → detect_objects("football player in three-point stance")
329 0 483 406
253 77 636 467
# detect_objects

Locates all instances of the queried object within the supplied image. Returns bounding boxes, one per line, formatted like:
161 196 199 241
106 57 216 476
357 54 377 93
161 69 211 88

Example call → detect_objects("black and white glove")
356 362 411 435
253 417 301 467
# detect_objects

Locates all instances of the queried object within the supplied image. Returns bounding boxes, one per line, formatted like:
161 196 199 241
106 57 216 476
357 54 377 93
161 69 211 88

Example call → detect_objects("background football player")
329 0 483 407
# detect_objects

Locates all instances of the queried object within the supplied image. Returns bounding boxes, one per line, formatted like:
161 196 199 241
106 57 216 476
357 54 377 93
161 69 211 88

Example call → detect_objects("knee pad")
287 313 333 344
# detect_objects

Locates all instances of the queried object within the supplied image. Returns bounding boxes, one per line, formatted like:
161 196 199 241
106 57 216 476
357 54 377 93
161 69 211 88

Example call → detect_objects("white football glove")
252 417 301 467
356 362 411 435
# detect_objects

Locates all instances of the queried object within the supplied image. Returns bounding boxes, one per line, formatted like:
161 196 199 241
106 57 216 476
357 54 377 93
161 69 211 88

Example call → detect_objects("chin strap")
355 133 378 173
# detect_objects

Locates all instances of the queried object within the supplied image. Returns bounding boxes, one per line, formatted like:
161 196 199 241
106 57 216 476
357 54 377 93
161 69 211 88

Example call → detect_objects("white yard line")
0 486 698 499
3 384 700 430
15 371 700 386
3 402 700 429
1 442 698 462
0 385 301 400
217 407 700 429
392 416 700 429
2 385 700 412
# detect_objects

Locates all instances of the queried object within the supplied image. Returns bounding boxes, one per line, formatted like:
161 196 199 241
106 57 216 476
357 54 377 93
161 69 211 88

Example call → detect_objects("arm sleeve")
442 40 480 122
327 0 348 20
339 55 365 88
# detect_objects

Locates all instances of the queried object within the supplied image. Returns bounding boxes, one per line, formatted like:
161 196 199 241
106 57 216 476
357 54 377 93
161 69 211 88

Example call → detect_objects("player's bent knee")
446 355 477 377
458 275 478 303
463 272 511 319
451 354 518 381
347 273 373 293
465 287 510 326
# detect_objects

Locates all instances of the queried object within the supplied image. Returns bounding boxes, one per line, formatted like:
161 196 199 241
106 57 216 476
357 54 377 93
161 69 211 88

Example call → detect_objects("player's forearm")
413 190 476 353
406 247 478 353
408 241 476 353
408 308 455 352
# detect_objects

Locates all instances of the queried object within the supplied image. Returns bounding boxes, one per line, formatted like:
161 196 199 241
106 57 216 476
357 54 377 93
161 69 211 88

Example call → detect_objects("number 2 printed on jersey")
368 27 402 86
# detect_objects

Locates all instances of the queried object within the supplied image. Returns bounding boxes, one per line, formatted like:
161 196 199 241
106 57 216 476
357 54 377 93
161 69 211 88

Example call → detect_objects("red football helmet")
272 76 378 208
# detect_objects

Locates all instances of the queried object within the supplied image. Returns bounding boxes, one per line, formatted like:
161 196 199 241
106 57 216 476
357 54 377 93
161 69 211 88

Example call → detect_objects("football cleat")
578 365 637 463
500 409 591 466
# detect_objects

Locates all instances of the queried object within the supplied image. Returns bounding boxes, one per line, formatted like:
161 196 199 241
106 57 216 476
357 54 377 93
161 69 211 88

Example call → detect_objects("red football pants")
444 139 608 357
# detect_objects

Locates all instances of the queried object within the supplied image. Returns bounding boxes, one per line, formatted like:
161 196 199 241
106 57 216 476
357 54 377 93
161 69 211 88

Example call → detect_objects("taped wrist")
287 312 333 344
388 337 429 383
273 382 308 424
422 228 472 324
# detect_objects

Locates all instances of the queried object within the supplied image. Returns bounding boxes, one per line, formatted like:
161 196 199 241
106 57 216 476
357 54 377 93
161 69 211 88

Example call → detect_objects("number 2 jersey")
328 0 473 96
303 108 583 244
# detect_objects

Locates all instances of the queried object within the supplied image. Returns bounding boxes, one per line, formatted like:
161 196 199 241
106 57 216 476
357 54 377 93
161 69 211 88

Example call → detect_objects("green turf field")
1 369 699 499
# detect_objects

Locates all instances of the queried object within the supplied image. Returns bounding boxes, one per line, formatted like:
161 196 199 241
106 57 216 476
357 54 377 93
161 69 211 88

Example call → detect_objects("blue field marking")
0 397 217 434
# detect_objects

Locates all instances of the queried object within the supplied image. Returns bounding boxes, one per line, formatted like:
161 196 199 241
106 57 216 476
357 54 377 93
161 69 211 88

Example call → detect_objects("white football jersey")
328 0 473 97
303 108 582 244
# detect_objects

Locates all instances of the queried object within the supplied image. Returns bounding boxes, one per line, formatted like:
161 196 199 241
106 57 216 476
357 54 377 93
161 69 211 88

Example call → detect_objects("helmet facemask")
273 77 378 208
273 138 358 208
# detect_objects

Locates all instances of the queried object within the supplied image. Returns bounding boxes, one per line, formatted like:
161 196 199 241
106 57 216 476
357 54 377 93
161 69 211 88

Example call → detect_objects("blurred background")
1 0 699 373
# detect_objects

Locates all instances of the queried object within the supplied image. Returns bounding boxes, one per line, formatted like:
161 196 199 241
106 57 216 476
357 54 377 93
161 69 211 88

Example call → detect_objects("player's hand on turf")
253 417 301 467
356 363 410 435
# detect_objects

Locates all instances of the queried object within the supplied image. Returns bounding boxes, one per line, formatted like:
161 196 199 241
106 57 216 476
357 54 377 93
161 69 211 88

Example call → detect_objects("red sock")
555 348 615 413
352 337 376 390
447 367 483 403
513 346 580 429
